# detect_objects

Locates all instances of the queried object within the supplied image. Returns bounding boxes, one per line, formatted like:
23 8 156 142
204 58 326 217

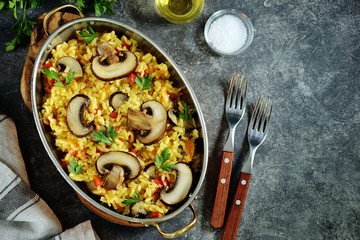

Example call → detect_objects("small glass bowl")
204 9 254 56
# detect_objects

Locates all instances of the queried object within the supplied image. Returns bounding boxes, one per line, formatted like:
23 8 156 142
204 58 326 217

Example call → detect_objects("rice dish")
41 27 199 218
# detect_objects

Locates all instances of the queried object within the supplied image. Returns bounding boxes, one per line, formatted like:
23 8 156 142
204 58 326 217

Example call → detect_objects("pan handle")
43 4 84 36
150 203 198 238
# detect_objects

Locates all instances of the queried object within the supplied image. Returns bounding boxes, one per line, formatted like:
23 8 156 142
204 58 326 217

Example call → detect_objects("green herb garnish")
94 0 116 16
68 158 83 174
3 1 118 51
42 68 75 88
123 192 143 207
3 0 37 51
80 25 100 43
65 71 75 85
155 147 174 171
92 125 118 145
135 74 153 90
179 102 196 121
42 68 59 80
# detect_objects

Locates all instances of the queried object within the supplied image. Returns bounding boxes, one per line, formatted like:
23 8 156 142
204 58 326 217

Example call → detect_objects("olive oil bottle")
155 0 205 24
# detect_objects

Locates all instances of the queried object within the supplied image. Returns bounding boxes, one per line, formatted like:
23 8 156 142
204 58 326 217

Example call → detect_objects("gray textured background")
0 0 359 239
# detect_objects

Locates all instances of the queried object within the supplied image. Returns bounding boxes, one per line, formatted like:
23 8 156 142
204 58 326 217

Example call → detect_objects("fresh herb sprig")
123 192 143 207
80 25 100 43
4 0 38 51
42 68 75 88
135 74 153 90
68 158 83 174
92 125 118 145
2 0 118 51
155 147 174 171
179 102 196 121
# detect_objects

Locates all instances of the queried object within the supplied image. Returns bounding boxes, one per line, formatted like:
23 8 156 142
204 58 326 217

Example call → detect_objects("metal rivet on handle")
241 180 247 185
236 200 241 205
224 158 230 163
220 178 226 184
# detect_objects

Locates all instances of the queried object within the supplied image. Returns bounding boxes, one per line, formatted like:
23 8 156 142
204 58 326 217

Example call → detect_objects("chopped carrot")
149 211 161 218
129 147 137 155
93 176 103 187
70 150 78 157
184 140 195 158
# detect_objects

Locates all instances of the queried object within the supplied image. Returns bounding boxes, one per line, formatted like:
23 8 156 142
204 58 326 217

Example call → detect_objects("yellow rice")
41 29 199 217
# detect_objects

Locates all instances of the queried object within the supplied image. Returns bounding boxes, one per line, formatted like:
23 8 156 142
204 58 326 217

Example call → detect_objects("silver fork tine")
227 75 236 108
237 75 247 110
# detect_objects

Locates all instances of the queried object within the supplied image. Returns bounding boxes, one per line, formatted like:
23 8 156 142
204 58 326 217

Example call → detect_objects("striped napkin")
0 113 99 240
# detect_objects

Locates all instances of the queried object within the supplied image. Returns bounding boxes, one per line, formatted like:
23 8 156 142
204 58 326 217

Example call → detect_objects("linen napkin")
0 113 100 240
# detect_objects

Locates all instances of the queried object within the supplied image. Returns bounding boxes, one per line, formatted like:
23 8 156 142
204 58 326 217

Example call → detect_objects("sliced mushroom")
160 163 193 205
168 109 178 125
167 108 196 129
96 151 141 189
91 42 138 81
109 91 129 110
96 42 119 65
127 110 151 131
127 100 167 144
103 165 125 189
144 163 158 179
66 94 94 137
56 56 83 77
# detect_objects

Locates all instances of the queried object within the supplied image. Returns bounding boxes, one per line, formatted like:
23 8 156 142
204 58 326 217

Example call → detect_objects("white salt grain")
208 14 247 54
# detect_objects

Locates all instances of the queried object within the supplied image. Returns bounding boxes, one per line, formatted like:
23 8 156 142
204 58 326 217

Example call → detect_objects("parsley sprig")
68 158 83 174
42 68 75 88
123 192 143 207
80 25 100 43
3 1 118 51
179 102 196 121
135 74 153 90
155 147 174 171
3 0 37 51
92 125 118 145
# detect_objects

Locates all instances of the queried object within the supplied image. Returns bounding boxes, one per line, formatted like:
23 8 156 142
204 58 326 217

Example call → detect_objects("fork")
210 75 247 229
221 97 272 240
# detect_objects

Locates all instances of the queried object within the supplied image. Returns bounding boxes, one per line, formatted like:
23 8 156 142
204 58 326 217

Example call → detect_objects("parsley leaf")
0 2 5 11
76 0 86 10
155 147 174 171
179 102 196 121
92 125 118 145
68 158 83 174
4 0 36 51
42 68 75 88
42 68 59 80
65 71 75 85
94 0 116 16
80 25 100 43
123 192 143 207
135 74 153 90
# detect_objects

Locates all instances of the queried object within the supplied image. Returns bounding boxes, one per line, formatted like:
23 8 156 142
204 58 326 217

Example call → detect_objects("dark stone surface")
1 0 359 239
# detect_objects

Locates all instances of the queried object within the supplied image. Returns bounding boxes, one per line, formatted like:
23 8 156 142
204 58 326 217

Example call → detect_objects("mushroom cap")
66 94 94 137
109 91 129 110
96 151 141 179
56 56 83 78
91 50 137 81
127 100 167 144
160 163 193 205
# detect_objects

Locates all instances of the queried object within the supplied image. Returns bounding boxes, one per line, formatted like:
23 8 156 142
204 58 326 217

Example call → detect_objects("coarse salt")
207 14 247 54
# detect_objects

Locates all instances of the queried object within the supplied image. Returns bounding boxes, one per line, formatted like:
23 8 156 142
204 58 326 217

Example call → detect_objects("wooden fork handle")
210 151 234 228
221 172 252 240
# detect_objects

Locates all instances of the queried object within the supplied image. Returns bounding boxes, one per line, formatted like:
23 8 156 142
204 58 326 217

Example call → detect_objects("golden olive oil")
155 0 205 24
